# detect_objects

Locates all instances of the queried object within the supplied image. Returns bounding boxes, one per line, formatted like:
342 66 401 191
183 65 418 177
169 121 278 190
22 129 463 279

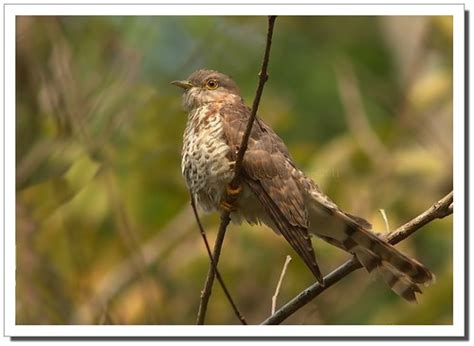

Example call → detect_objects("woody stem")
195 15 277 325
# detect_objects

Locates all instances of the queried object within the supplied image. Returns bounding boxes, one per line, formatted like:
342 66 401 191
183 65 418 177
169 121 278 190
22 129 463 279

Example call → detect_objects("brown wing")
220 103 324 284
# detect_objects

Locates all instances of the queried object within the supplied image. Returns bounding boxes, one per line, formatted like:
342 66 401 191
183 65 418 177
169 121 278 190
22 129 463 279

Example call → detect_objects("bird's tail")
310 210 434 302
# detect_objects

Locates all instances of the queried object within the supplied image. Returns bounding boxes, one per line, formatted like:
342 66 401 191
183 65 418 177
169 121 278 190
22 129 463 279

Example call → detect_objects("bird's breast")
181 104 234 211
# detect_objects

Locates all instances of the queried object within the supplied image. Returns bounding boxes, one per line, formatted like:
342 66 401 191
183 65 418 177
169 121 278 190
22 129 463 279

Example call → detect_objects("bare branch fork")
190 197 247 324
262 191 453 325
195 16 277 325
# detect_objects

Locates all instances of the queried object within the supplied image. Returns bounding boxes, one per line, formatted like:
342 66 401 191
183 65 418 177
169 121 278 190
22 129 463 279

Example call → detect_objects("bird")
171 69 434 302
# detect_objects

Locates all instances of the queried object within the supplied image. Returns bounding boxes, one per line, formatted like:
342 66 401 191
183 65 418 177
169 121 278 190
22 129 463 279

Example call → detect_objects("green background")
16 16 453 325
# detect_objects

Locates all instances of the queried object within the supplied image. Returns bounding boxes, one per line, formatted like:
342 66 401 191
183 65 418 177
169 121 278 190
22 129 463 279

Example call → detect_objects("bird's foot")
220 200 238 213
220 184 242 213
226 184 242 198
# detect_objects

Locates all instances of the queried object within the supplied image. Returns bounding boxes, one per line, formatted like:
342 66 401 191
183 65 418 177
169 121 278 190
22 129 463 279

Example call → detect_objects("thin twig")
190 196 247 325
196 15 277 325
262 191 453 325
378 209 391 233
195 212 231 324
231 16 277 187
272 255 292 315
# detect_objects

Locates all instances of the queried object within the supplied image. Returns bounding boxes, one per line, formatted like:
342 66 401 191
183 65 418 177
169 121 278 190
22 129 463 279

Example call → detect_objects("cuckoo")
171 69 434 302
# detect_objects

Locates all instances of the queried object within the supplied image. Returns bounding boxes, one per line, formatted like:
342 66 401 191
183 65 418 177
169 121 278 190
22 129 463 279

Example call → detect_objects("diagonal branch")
190 196 247 324
261 191 453 325
231 16 277 186
196 15 277 325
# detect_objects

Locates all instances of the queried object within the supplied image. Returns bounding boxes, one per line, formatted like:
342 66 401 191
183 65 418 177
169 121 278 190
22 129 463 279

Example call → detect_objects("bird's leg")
220 200 238 213
219 184 242 213
227 184 242 198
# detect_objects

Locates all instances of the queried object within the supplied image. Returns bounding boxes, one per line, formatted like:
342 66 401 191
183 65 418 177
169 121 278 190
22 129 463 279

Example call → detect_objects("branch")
378 209 391 233
261 191 453 325
190 196 247 325
196 15 277 325
231 16 277 187
272 255 292 315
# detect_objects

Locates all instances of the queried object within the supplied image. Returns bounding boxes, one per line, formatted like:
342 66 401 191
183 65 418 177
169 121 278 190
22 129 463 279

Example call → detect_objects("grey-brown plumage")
172 69 434 301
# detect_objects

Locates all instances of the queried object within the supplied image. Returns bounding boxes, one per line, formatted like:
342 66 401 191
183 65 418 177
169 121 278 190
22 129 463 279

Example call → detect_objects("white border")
451 3 465 334
4 3 465 338
3 3 467 16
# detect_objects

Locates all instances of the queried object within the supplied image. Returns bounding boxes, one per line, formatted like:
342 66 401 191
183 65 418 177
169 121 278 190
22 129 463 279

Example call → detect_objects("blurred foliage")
16 16 453 325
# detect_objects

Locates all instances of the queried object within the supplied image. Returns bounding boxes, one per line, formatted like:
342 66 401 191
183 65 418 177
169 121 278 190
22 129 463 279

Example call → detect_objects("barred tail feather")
352 246 429 302
347 224 433 277
310 208 434 302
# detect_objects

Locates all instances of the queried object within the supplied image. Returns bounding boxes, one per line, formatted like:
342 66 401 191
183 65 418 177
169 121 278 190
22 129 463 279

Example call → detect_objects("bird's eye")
206 79 219 90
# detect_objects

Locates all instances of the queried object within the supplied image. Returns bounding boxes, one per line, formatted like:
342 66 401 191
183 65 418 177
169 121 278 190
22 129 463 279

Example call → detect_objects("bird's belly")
181 117 233 212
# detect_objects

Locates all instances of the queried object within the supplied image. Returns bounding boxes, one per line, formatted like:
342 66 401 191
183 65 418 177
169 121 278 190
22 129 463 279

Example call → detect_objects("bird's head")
171 69 242 111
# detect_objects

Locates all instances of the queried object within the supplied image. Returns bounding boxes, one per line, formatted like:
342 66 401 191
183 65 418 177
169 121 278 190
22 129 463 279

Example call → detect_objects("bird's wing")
219 103 324 284
304 176 373 230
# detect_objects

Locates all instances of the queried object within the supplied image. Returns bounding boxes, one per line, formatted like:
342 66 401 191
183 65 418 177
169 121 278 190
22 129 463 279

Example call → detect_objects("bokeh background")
16 16 453 325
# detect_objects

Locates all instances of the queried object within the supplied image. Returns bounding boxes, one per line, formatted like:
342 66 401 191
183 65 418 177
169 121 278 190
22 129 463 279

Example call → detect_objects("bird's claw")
220 200 238 213
226 184 242 198
220 184 241 213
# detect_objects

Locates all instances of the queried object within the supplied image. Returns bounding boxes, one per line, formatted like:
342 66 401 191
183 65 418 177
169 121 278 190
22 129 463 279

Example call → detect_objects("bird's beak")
170 80 194 90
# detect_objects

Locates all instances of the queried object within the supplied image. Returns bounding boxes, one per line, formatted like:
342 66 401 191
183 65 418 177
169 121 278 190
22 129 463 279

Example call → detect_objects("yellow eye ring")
206 79 219 90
